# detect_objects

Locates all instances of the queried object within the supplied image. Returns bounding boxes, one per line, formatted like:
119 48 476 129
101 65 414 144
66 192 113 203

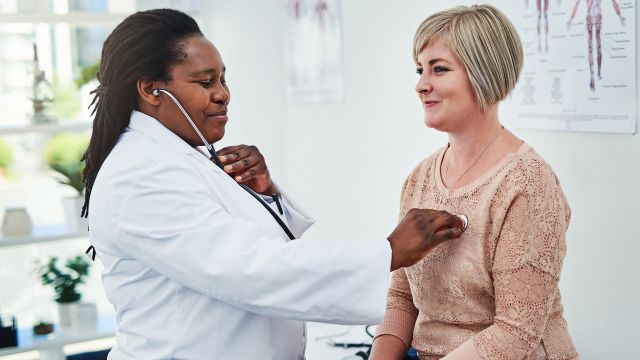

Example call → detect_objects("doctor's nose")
212 84 230 105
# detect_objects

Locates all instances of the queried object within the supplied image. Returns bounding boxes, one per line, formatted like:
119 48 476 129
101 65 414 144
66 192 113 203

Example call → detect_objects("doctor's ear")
137 79 162 106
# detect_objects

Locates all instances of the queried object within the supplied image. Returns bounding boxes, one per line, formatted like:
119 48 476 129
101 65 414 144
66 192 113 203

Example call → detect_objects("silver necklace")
444 125 504 188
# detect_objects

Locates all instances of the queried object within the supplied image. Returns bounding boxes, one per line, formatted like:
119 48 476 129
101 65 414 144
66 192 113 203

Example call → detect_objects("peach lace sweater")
375 143 578 360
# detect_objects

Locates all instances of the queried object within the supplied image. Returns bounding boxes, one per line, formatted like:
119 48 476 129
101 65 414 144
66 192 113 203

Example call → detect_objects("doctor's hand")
217 145 276 195
387 209 464 271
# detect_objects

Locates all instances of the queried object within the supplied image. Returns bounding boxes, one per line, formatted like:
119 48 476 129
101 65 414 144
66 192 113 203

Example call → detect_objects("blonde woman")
370 5 578 360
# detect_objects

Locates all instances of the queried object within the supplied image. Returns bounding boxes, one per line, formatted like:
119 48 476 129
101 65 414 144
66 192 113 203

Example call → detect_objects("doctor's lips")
207 110 228 121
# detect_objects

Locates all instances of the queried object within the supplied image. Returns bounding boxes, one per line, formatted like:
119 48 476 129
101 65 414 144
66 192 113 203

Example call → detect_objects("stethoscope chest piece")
457 214 469 233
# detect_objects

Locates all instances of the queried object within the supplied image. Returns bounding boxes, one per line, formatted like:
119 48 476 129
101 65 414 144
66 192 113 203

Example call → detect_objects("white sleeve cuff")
270 181 315 238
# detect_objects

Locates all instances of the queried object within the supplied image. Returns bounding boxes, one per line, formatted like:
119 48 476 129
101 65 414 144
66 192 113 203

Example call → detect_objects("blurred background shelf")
0 314 115 359
0 224 88 248
0 121 92 136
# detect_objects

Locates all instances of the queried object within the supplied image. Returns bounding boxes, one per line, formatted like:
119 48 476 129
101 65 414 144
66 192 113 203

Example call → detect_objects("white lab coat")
89 111 392 360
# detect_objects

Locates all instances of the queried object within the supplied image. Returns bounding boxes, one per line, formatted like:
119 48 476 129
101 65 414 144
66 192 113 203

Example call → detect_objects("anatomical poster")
284 0 344 103
513 0 636 133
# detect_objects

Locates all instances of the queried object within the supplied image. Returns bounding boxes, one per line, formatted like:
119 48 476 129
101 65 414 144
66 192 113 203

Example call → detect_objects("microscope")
31 43 55 124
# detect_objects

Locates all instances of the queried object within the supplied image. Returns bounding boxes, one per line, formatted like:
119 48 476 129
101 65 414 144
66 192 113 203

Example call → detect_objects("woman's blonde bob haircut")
413 4 523 111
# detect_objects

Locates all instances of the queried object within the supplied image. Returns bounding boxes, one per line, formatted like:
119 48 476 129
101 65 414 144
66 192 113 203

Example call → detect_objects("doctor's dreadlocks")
81 9 203 218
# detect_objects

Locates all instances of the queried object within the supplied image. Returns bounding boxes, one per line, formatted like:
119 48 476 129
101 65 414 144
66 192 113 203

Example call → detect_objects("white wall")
199 0 288 177
201 1 640 358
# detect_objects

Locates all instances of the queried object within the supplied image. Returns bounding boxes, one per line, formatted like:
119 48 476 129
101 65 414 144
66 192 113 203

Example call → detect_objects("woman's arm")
370 334 408 360
370 268 418 359
370 171 428 359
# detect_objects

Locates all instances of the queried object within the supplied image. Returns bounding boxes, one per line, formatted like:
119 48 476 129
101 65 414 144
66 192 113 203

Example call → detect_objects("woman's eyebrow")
427 58 452 65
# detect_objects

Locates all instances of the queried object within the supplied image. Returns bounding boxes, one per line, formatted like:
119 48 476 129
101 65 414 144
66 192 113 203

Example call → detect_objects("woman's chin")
423 116 444 131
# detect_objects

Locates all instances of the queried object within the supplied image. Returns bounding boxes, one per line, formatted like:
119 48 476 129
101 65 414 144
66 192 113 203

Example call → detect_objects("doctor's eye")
416 67 424 75
198 80 213 88
221 77 227 87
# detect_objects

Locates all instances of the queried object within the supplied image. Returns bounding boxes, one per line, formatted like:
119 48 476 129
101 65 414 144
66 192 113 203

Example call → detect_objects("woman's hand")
216 145 276 195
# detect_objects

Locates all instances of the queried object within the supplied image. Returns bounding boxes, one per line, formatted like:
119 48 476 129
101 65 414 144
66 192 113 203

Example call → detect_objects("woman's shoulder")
499 144 570 221
502 144 563 193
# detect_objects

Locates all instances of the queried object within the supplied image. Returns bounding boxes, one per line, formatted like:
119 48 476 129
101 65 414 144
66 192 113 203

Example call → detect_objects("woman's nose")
415 75 432 94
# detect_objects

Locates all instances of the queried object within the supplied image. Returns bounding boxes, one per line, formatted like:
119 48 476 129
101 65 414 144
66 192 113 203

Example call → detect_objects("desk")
1 318 370 360
0 315 115 360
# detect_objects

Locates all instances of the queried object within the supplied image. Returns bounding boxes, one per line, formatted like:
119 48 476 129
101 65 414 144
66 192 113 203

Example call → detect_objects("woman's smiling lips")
423 100 440 109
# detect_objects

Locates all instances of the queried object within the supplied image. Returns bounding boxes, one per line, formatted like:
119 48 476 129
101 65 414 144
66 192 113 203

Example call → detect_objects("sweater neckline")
433 141 530 198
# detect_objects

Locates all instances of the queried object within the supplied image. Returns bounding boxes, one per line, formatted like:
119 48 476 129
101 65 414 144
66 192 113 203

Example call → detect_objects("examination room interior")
0 0 638 359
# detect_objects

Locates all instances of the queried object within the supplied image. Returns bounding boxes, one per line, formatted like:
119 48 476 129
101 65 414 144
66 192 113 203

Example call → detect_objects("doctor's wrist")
258 185 278 196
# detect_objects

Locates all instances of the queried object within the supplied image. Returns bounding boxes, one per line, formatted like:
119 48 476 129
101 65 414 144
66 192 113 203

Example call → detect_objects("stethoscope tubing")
156 88 296 240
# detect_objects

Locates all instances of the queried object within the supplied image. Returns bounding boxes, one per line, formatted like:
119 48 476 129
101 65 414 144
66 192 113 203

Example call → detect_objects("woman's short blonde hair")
413 4 523 110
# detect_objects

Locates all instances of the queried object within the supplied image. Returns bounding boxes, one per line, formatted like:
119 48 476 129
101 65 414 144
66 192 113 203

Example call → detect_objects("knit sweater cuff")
441 338 483 360
373 308 415 349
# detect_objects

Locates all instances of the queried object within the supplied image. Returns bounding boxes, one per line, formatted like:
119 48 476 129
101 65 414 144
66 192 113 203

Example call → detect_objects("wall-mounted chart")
513 0 636 133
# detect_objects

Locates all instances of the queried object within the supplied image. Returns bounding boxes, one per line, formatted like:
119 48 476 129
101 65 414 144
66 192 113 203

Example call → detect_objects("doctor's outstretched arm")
215 143 464 271
94 151 462 325
215 143 463 271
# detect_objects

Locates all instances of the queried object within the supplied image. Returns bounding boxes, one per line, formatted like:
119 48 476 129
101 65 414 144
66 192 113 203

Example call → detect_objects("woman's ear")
137 79 161 106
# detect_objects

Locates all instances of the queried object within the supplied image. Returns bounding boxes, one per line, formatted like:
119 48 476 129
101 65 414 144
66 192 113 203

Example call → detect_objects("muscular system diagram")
567 0 625 91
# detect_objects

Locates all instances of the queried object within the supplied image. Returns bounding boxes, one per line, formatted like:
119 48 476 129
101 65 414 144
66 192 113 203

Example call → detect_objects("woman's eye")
221 78 227 86
416 67 424 75
198 80 213 88
433 66 449 74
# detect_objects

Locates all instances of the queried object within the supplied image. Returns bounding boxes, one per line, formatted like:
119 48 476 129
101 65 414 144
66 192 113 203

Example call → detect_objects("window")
0 0 201 337
0 0 201 125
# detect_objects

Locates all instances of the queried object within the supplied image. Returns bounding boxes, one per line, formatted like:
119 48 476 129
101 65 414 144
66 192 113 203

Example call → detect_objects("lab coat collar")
127 110 202 156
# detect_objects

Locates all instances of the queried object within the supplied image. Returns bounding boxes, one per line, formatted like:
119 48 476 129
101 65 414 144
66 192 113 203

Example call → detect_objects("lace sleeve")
374 175 420 348
472 162 570 359
374 268 418 348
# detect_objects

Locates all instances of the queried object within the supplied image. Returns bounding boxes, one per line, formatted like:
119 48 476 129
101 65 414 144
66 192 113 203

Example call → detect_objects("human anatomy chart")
514 0 636 133
284 0 344 103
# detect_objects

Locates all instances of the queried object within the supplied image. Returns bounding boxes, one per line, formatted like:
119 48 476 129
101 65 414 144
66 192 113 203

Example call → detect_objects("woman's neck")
446 105 501 162
440 105 510 189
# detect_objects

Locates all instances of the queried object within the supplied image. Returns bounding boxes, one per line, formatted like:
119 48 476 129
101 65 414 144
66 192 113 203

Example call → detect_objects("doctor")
82 9 464 360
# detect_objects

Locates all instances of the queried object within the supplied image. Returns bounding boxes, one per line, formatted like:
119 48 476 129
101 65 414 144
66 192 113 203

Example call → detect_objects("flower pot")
57 302 97 330
62 197 88 233
57 302 76 328
1 207 33 236
33 323 54 335
73 302 97 331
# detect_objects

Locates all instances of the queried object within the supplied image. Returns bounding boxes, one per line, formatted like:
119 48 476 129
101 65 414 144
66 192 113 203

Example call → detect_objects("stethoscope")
152 88 296 240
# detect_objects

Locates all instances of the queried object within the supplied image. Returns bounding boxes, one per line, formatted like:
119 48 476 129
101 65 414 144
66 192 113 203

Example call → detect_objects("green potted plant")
76 59 100 120
43 133 89 232
0 138 14 179
37 256 90 328
75 59 100 90
33 320 54 335
43 133 87 196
